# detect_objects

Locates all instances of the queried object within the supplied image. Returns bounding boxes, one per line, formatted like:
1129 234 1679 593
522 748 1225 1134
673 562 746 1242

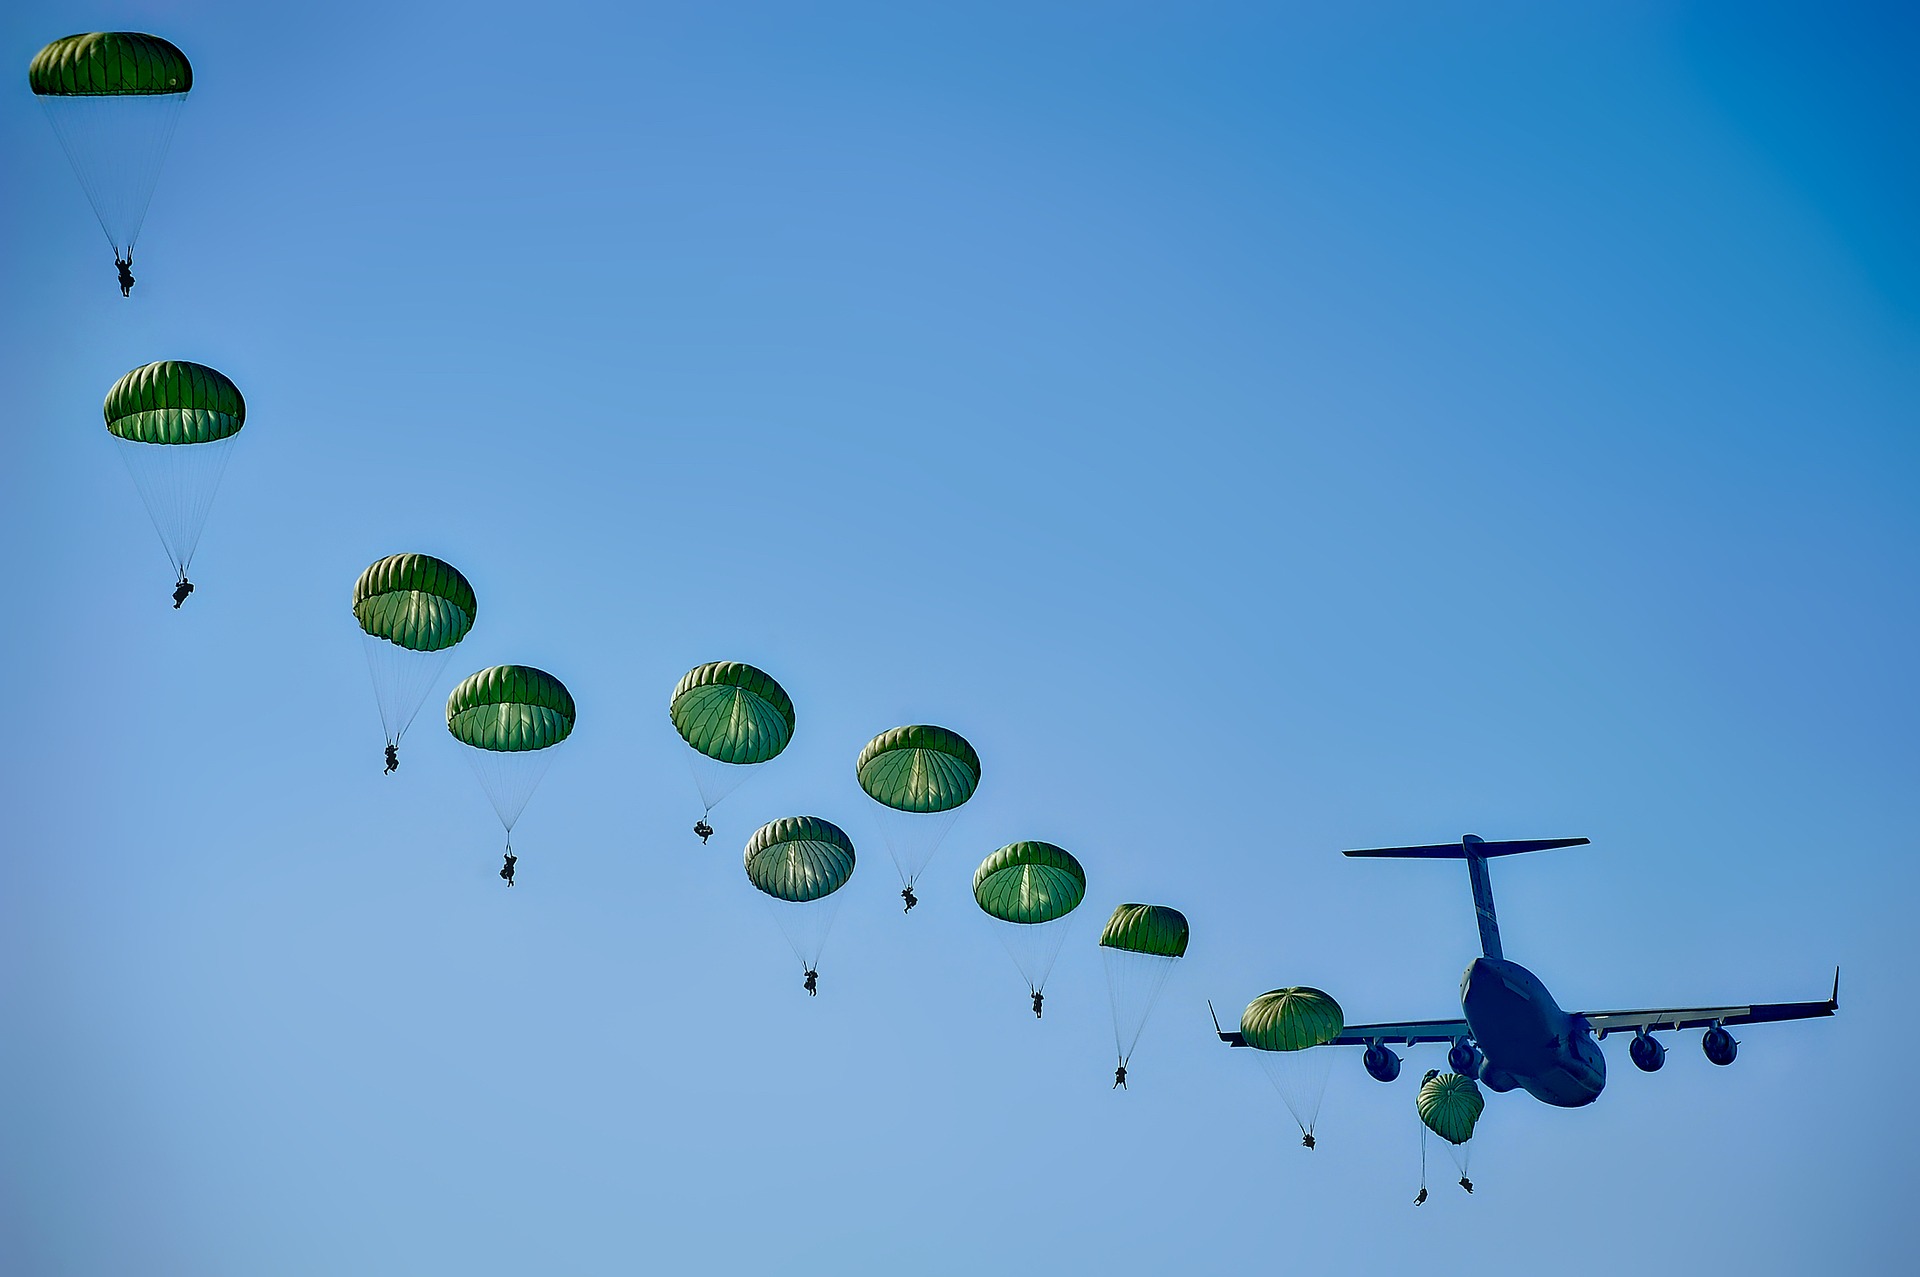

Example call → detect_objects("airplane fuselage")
1460 957 1605 1107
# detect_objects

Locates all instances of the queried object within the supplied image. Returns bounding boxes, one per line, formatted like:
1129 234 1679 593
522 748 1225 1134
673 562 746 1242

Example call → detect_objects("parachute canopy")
30 33 191 96
974 841 1086 924
1418 1072 1485 1145
102 361 244 584
354 553 476 652
447 665 575 752
355 554 475 756
104 360 244 443
1101 903 1189 1071
32 33 191 260
1099 904 1189 957
1241 987 1344 1052
671 661 794 764
744 816 856 903
857 725 980 813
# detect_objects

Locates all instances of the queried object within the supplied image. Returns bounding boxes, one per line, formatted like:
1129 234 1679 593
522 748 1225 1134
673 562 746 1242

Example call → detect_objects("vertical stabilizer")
1462 834 1502 960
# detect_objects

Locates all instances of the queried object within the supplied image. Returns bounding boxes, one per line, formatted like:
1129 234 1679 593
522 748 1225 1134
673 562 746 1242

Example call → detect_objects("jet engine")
1363 1043 1401 1083
1629 1031 1666 1073
1447 1040 1482 1076
1702 1026 1738 1066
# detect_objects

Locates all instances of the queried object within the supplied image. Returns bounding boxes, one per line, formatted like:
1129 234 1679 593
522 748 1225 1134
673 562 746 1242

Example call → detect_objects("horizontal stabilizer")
1343 836 1589 859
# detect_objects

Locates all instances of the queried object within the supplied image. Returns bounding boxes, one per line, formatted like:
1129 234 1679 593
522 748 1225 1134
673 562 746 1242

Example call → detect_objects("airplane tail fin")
1342 835 1590 960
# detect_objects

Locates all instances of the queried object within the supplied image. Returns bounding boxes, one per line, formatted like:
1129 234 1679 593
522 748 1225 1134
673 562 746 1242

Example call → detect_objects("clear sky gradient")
2 3 1913 1274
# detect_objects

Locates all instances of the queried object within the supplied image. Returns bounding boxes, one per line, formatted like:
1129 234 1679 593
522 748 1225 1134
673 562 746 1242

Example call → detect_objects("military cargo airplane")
1212 835 1837 1106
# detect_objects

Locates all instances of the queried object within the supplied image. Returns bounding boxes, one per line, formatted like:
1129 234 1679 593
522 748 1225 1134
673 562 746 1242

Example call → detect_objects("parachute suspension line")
463 745 558 838
759 892 844 977
685 750 754 815
41 93 188 255
995 915 1075 998
112 434 239 582
875 805 963 890
1447 1131 1474 1191
361 635 456 747
686 749 713 815
1102 950 1178 1067
1253 1046 1336 1144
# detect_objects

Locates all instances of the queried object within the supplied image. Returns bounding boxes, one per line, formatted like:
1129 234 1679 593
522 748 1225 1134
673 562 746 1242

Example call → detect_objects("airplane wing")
1578 970 1839 1039
1209 1001 1468 1047
1328 1020 1470 1046
1211 972 1837 1046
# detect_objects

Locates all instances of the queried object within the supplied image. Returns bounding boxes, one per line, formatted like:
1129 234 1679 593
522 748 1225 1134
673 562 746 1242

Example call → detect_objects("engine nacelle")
1448 1040 1482 1076
1478 1062 1518 1092
1363 1044 1401 1083
1702 1026 1738 1066
1629 1032 1666 1073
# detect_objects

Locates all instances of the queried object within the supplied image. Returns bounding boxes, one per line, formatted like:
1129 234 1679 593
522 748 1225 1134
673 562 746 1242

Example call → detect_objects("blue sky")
2 3 1913 1273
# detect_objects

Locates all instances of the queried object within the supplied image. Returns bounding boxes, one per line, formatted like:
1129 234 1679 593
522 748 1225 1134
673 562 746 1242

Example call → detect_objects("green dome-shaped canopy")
447 665 574 752
104 361 243 444
1241 987 1344 1052
1099 904 1189 957
30 33 191 96
857 725 980 813
744 816 856 903
354 554 476 652
1417 1072 1486 1145
974 841 1086 925
670 661 794 764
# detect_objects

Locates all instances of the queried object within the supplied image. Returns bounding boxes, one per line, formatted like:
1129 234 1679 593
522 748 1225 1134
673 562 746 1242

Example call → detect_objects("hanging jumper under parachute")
670 661 793 836
743 816 856 994
975 841 1086 1017
857 724 980 911
447 665 574 879
1418 1070 1485 1194
1099 904 1189 1086
102 360 244 603
354 554 476 772
1241 987 1344 1148
30 33 191 291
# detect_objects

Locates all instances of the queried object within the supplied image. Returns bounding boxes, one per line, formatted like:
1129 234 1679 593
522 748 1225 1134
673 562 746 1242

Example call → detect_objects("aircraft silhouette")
1212 835 1837 1106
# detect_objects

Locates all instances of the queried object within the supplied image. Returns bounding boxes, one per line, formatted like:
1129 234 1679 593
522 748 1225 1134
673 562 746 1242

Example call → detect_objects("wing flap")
1331 1019 1471 1046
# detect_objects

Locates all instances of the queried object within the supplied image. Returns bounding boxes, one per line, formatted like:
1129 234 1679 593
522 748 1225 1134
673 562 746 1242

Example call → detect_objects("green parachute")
1100 904 1190 957
1417 1071 1485 1144
31 34 192 279
858 724 980 908
744 816 855 994
670 661 793 828
103 360 244 604
858 725 980 812
1241 987 1344 1147
974 841 1086 1016
354 554 476 770
1099 904 1189 1084
447 665 574 872
1242 988 1344 1051
1418 1070 1487 1194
